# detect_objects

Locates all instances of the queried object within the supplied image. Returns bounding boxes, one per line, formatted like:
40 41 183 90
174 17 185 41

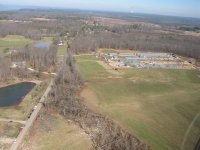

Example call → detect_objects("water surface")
33 42 50 48
0 82 36 107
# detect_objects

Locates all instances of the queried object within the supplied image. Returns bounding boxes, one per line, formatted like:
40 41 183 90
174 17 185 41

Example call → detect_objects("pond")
0 82 36 107
33 42 50 48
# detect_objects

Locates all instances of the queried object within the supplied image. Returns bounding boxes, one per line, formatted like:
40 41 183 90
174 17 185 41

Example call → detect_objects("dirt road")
0 119 26 125
9 79 54 150
0 138 15 144
96 61 123 75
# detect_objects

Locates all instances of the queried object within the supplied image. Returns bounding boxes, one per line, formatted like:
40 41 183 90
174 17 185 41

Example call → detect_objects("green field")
0 35 53 55
76 55 200 150
0 35 33 54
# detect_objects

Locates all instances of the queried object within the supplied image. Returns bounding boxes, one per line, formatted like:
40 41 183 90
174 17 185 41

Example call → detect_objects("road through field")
0 119 26 125
9 79 54 150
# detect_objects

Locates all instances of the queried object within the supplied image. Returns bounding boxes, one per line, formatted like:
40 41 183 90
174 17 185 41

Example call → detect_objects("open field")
0 121 22 138
0 35 53 55
0 80 48 120
0 35 33 54
76 55 200 150
41 36 53 42
21 111 92 150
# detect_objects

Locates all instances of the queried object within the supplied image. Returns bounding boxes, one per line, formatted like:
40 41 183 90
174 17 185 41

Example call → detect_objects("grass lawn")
43 36 53 42
0 35 33 54
24 112 91 150
76 55 200 150
0 35 53 55
0 81 48 120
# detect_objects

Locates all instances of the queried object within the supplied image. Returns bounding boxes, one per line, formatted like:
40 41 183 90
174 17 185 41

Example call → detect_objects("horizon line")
0 4 200 19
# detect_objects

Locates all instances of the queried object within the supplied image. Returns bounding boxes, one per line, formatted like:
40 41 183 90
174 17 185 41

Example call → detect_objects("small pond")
0 82 36 107
33 42 50 48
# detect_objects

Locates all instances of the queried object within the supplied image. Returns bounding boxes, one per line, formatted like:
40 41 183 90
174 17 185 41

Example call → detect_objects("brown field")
92 17 132 25
21 111 92 150
32 18 54 21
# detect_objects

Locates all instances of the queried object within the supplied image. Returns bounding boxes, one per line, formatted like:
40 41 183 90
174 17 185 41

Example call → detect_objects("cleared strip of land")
0 119 26 125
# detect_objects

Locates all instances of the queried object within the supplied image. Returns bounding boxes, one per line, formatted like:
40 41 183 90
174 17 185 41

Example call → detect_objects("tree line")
71 25 200 60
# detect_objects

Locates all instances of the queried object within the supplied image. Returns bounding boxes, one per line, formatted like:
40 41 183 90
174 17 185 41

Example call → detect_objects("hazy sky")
1 0 200 18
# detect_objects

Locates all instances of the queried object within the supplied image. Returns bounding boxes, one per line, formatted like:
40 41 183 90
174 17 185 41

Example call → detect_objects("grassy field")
0 121 22 138
76 55 200 150
0 81 48 120
0 35 33 54
0 35 53 55
23 112 91 150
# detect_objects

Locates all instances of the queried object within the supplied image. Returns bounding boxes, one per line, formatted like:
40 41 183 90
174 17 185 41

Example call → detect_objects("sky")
1 0 200 18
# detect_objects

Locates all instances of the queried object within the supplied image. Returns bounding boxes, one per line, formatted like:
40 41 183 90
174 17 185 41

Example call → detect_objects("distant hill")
0 4 22 11
1 4 200 26
0 4 48 11
81 11 200 26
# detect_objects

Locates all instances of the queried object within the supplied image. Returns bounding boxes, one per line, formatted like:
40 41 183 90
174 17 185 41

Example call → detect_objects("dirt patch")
32 18 54 21
98 48 137 53
97 61 123 76
92 17 132 26
107 76 122 79
128 76 174 83
80 86 101 114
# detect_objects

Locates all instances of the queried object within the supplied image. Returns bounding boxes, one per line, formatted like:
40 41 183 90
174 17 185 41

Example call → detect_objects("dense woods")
0 44 57 81
71 24 200 60
11 44 57 70
0 57 11 81
0 11 83 40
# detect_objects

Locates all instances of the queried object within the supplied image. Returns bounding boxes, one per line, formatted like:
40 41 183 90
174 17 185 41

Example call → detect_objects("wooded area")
0 10 200 61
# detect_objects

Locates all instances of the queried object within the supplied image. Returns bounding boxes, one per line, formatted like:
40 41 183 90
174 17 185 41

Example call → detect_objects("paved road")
0 119 26 125
9 79 54 150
